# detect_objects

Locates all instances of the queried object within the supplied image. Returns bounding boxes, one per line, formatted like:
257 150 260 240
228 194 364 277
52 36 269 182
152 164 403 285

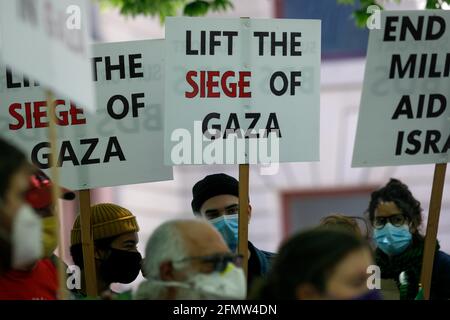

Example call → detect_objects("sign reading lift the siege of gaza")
353 10 450 167
0 40 173 190
164 17 321 166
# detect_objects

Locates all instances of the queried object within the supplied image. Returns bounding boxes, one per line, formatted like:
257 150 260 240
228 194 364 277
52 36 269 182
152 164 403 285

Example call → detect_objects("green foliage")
337 0 450 28
98 0 233 22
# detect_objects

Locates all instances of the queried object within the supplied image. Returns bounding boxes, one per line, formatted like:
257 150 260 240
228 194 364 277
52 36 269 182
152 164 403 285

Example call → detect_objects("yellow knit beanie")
71 203 139 246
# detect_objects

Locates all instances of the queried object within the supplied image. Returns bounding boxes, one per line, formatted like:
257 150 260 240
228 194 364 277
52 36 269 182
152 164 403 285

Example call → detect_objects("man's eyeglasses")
173 253 243 272
373 214 408 229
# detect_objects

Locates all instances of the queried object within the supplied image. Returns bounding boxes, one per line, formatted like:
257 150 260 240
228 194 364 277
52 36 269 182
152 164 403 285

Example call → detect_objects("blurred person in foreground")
135 219 247 300
0 138 35 276
70 203 142 299
368 178 450 300
191 173 275 291
0 166 75 300
252 228 381 300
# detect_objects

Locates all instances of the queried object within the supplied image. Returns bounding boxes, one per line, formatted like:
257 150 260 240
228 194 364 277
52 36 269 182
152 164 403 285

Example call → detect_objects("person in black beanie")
191 173 276 292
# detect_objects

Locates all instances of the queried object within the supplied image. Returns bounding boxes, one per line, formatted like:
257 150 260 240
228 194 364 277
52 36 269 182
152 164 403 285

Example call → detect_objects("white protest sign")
164 17 321 165
0 0 95 111
0 39 173 190
352 10 450 167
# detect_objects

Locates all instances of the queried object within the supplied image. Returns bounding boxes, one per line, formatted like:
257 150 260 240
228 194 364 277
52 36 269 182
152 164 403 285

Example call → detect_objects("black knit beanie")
191 173 239 214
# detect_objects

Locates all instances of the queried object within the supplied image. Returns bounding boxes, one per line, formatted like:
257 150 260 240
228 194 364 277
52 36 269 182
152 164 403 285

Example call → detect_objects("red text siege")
185 70 251 98
8 100 86 130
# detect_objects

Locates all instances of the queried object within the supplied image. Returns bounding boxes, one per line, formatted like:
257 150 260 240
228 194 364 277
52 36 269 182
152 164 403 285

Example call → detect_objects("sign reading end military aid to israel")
352 10 450 167
164 17 321 165
0 0 95 110
0 40 173 189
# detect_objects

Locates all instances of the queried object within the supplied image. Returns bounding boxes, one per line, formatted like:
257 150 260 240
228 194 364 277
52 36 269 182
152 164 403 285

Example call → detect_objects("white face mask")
143 262 247 300
11 204 43 269
186 263 247 299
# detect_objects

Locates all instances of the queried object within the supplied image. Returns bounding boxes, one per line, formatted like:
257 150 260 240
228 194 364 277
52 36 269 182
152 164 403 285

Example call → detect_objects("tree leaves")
98 0 233 22
184 1 210 16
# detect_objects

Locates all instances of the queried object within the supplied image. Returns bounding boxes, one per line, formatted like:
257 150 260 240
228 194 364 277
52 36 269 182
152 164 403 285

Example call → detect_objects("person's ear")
140 258 147 279
159 261 179 299
159 261 175 281
295 283 323 300
248 204 252 223
409 222 418 234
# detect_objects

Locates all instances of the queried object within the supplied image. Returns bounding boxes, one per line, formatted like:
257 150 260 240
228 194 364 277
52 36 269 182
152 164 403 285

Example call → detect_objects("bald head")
175 220 229 257
142 219 229 280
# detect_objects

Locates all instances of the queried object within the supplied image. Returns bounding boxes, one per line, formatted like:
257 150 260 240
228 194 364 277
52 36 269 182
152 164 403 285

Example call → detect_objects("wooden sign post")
420 163 447 300
238 164 250 278
79 189 98 297
237 16 250 280
46 90 68 300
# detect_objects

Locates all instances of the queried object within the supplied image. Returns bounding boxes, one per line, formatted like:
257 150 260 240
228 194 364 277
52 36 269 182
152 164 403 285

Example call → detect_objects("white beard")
134 280 209 300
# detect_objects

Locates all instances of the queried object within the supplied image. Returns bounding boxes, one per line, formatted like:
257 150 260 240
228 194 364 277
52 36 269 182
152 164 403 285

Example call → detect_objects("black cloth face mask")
100 248 142 284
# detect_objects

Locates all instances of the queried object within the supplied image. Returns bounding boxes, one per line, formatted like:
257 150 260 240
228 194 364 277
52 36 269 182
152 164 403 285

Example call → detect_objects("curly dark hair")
367 178 423 236
251 228 369 300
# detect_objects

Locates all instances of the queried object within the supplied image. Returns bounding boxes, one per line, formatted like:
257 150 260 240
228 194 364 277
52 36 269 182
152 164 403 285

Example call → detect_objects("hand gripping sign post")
1 40 173 297
352 10 450 299
165 17 321 276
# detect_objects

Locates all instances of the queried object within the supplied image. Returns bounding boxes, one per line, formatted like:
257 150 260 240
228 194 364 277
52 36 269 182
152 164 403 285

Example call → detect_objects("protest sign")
0 39 173 190
164 17 321 166
353 11 450 167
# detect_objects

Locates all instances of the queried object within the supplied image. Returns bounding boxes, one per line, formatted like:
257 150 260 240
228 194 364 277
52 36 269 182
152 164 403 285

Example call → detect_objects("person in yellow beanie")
69 203 142 298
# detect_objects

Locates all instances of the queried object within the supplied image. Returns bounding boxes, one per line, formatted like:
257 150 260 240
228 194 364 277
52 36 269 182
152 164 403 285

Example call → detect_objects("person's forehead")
200 195 239 212
333 248 372 278
113 232 139 244
180 222 229 256
375 201 402 217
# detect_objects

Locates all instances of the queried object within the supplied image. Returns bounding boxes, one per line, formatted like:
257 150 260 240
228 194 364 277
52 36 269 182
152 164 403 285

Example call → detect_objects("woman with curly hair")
368 178 450 300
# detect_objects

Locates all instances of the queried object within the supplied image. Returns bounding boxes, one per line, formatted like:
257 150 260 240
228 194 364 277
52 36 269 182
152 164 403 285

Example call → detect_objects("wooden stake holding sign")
164 16 320 280
237 16 250 280
350 10 450 299
79 190 98 297
46 90 68 300
420 163 447 300
238 164 250 278
47 92 97 298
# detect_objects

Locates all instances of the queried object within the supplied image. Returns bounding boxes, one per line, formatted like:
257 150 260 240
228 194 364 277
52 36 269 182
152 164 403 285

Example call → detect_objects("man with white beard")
135 219 247 300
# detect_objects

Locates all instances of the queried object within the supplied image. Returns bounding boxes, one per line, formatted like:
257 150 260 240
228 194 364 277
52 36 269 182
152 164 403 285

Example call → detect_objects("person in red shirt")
0 169 75 300
0 258 59 300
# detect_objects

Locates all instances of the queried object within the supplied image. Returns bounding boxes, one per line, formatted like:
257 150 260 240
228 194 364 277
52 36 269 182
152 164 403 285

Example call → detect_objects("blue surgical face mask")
209 214 239 252
374 223 412 256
